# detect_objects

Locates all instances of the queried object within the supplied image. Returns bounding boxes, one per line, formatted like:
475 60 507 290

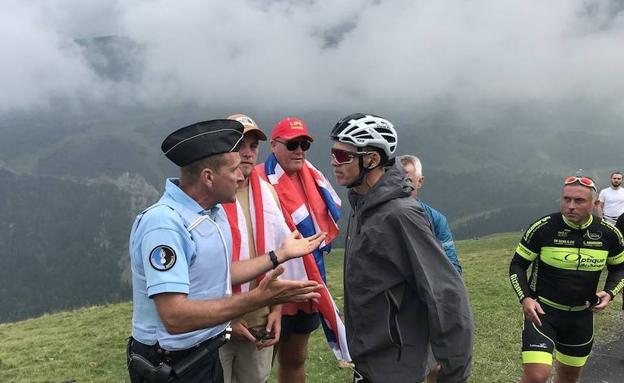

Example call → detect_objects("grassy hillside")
1 233 622 382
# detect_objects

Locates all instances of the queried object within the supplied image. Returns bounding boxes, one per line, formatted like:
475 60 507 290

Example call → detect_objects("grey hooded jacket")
344 160 473 383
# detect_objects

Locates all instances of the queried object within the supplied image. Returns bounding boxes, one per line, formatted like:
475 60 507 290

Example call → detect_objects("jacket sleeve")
390 209 473 383
431 210 462 274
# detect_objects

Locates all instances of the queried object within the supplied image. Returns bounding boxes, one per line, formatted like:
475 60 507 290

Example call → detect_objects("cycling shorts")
521 303 593 367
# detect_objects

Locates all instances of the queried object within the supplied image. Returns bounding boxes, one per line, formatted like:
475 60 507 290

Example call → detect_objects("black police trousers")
127 337 224 383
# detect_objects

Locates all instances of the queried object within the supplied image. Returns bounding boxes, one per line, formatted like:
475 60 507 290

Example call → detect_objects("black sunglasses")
275 139 311 151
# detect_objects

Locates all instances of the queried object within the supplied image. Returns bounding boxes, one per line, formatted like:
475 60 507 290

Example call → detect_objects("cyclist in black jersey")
509 176 624 383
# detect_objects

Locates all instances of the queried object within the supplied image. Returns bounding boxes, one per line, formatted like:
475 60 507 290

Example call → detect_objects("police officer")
127 119 325 383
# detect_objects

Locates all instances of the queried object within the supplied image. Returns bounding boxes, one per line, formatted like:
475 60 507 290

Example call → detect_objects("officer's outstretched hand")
522 297 545 326
275 231 327 262
256 265 320 306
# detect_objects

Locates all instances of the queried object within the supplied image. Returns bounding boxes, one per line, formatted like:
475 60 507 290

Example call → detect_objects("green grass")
1 232 622 382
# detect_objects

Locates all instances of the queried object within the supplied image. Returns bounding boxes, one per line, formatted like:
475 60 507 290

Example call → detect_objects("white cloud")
2 0 624 122
0 2 96 110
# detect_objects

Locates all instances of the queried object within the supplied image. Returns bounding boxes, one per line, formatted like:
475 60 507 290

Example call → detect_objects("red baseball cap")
271 117 314 142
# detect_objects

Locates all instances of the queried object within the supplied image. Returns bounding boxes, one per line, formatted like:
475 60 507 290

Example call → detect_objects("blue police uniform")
130 178 232 351
127 118 244 383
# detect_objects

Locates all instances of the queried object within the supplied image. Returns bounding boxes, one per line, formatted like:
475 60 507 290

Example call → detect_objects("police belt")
127 328 231 383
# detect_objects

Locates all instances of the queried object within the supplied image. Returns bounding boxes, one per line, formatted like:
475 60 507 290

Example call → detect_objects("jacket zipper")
385 290 404 361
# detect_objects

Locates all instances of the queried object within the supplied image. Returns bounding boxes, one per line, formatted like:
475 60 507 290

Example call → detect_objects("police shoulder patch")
149 245 177 271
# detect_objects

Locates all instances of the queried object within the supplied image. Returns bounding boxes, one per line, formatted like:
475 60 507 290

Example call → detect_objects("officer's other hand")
231 319 257 343
257 265 320 305
589 291 611 312
522 297 545 326
276 231 327 261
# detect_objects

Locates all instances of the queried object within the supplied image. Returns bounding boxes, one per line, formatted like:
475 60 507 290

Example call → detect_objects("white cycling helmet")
330 113 397 158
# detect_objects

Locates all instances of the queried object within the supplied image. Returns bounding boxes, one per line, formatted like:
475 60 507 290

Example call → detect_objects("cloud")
2 0 624 123
0 2 94 111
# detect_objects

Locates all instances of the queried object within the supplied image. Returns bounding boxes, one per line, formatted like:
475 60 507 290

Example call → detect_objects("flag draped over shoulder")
257 154 351 362
222 169 290 293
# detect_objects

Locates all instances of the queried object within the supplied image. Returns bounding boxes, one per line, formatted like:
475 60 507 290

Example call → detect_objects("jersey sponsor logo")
553 239 575 246
510 274 525 300
529 343 549 349
529 262 538 292
584 231 602 241
557 229 571 238
524 216 551 242
542 247 608 271
517 244 538 261
563 252 603 267
149 245 177 271
612 279 624 295
582 240 603 247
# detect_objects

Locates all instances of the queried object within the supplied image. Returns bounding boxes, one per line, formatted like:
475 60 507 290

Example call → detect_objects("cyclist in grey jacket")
329 113 474 383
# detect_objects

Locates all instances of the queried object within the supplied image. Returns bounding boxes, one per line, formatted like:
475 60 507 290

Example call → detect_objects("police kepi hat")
162 119 244 167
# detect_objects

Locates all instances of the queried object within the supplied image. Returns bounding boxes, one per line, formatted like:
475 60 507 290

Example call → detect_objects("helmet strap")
347 156 370 189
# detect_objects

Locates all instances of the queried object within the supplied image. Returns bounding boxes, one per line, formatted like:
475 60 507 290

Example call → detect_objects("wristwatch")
269 250 279 269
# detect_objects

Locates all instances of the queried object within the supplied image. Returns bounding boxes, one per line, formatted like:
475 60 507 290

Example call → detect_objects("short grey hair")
398 154 423 177
563 179 598 201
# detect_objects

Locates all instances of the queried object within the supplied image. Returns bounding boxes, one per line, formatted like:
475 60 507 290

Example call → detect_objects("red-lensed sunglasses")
331 148 373 165
564 176 597 191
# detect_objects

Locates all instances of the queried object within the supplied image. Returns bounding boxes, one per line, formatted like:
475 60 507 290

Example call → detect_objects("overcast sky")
2 0 624 128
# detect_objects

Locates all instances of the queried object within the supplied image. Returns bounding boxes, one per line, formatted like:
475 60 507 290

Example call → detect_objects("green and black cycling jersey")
509 213 624 310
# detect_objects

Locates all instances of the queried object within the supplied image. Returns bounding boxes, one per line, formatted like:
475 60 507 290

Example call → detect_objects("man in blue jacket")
399 155 461 274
